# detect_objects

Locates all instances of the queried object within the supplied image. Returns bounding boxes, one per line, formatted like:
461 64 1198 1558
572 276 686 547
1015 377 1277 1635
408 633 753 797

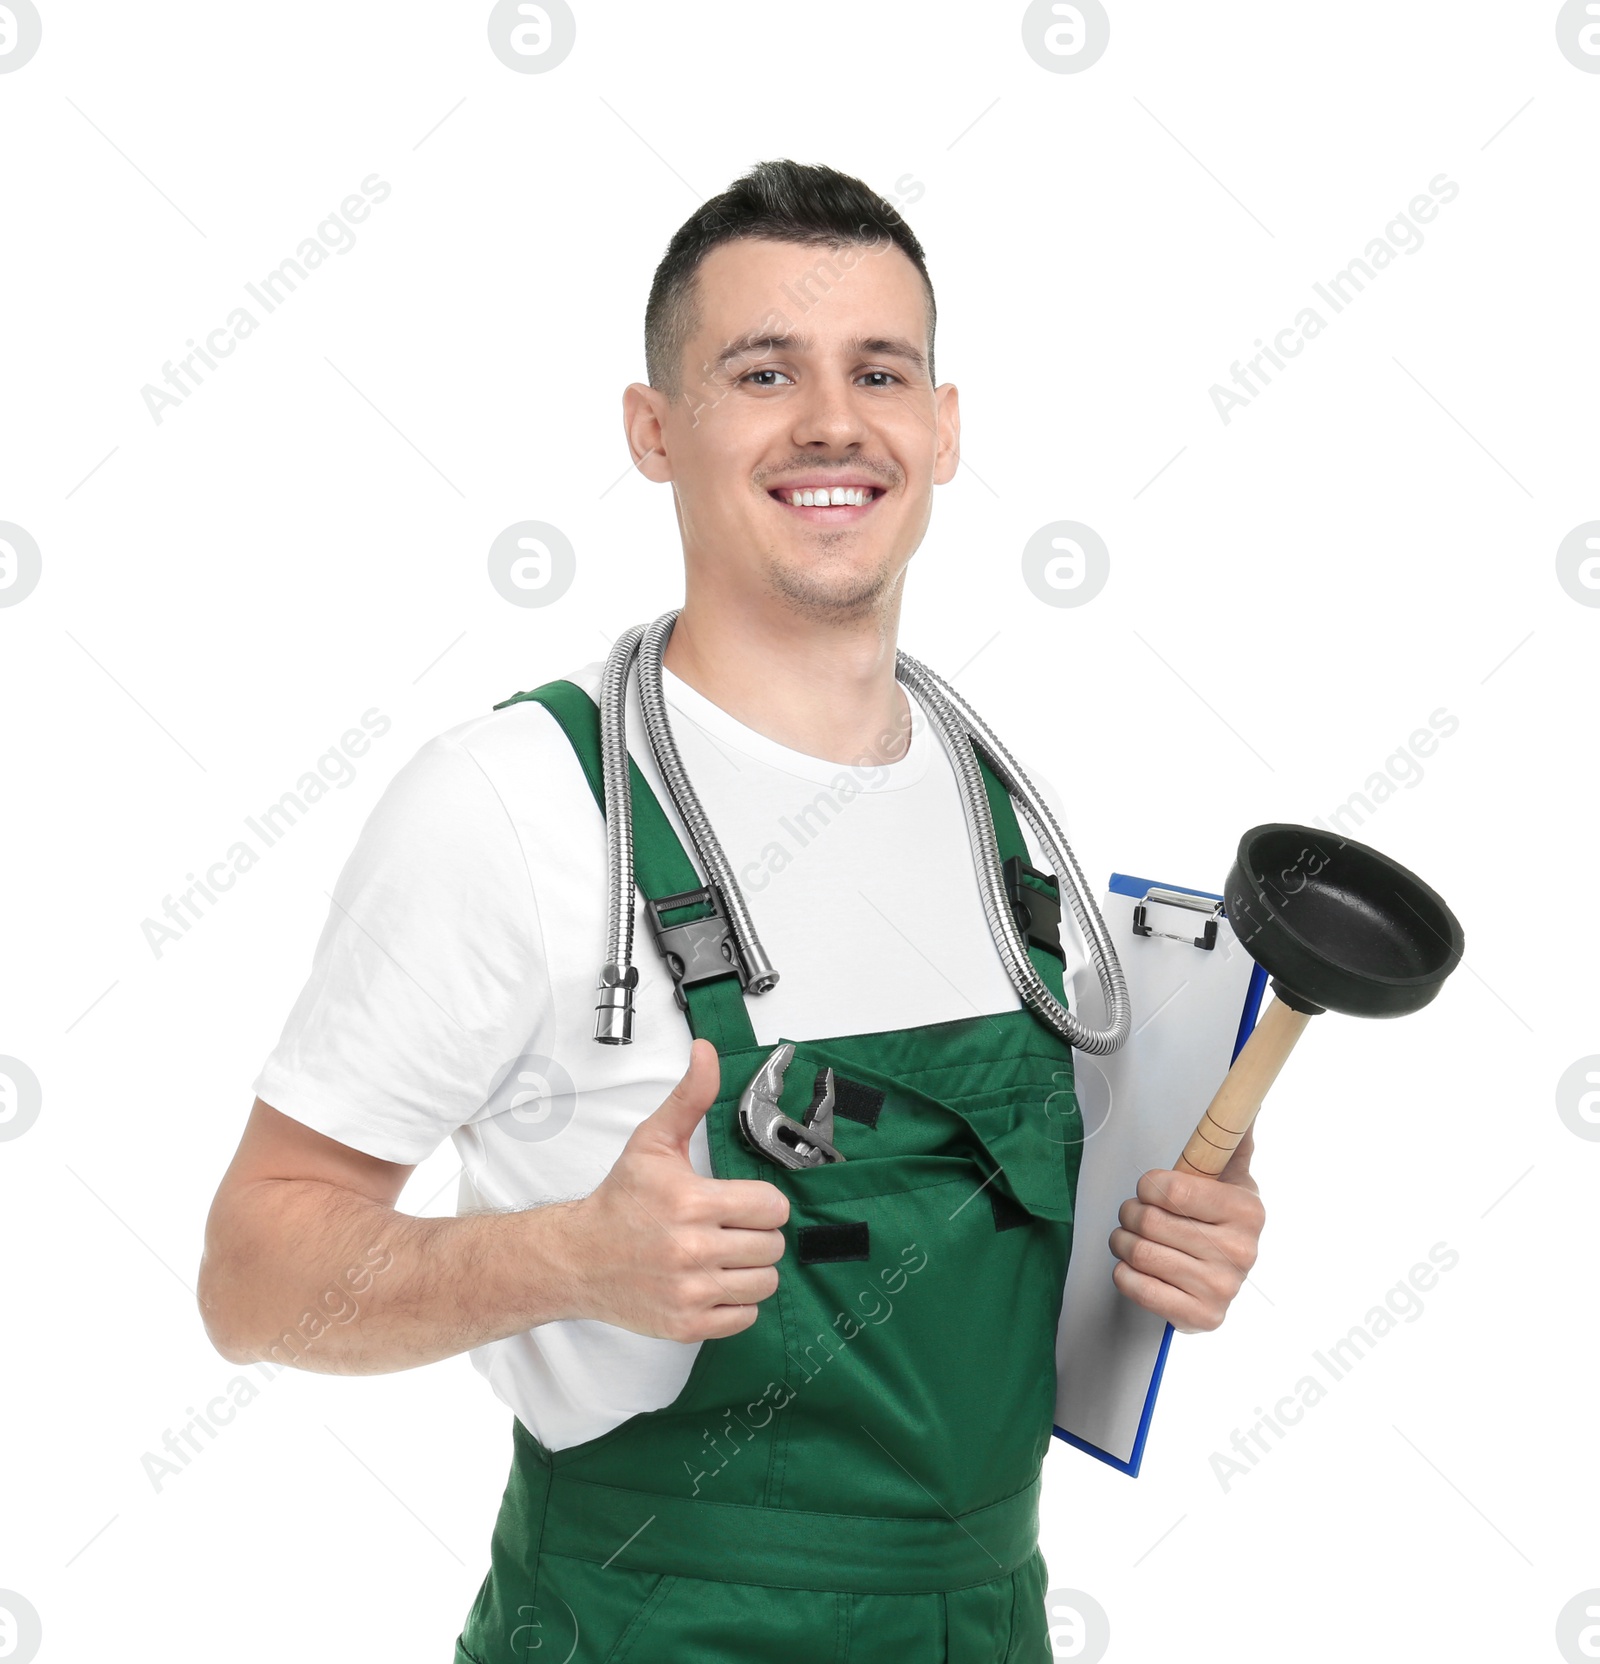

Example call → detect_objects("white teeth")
786 487 872 507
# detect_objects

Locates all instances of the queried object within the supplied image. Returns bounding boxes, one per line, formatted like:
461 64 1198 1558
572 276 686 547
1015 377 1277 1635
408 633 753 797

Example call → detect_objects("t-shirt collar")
658 664 933 792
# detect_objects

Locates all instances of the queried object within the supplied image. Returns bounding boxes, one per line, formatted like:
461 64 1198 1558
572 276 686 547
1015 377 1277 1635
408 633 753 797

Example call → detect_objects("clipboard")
1051 872 1268 1476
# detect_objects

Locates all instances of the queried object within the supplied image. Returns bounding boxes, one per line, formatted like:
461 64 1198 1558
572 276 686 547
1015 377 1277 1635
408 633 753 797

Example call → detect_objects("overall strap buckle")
646 884 746 1011
1003 856 1065 960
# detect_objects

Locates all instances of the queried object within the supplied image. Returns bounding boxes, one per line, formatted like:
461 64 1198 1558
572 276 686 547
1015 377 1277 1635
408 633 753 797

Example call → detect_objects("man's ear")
622 382 674 484
931 381 961 486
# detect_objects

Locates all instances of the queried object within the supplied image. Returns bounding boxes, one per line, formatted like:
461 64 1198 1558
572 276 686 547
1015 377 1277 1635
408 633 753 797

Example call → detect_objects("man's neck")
661 595 912 769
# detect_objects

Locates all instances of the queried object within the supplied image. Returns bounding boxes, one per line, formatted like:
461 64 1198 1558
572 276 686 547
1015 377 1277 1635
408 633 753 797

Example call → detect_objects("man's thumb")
637 1038 721 1157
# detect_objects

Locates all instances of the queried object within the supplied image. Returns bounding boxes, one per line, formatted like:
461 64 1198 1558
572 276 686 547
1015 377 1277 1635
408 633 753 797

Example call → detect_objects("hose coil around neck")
592 611 1129 1056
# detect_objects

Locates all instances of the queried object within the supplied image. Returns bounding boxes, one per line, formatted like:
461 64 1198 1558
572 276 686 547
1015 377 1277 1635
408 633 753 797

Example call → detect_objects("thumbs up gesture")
563 1040 791 1342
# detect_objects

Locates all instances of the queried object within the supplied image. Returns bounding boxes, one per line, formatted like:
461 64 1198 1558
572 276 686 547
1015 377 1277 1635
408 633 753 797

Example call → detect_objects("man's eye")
743 368 793 387
858 371 899 388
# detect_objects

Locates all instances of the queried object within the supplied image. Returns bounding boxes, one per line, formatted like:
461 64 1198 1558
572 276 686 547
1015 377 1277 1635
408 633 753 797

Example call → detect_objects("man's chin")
763 551 902 620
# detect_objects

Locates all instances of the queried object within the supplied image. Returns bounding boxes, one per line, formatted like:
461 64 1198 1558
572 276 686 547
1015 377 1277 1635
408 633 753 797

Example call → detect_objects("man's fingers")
1137 1167 1267 1231
636 1038 722 1157
1116 1196 1260 1275
1108 1226 1239 1303
713 1224 788 1270
1110 1259 1222 1334
1114 1200 1222 1261
656 1271 779 1342
707 1177 790 1231
696 1265 782 1306
695 1301 764 1340
1106 1168 1267 1337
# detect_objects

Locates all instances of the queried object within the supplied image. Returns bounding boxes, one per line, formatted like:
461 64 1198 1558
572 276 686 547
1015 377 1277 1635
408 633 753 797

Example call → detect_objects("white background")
1 3 1595 1660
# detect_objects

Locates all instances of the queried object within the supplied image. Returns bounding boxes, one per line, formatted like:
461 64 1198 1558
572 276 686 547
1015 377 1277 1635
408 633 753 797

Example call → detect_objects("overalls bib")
456 681 1083 1664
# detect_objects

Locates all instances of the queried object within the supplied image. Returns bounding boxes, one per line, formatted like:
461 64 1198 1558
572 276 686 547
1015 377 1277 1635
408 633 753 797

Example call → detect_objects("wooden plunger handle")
1175 996 1313 1177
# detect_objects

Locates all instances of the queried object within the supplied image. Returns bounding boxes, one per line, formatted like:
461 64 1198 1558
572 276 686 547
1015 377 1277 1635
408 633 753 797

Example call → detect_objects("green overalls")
456 681 1083 1664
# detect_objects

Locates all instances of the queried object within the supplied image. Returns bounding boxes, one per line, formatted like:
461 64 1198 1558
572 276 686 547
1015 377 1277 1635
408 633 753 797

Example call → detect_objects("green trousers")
456 682 1083 1663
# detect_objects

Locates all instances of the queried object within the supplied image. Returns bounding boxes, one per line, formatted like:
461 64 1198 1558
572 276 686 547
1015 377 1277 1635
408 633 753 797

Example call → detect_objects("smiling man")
199 161 1265 1662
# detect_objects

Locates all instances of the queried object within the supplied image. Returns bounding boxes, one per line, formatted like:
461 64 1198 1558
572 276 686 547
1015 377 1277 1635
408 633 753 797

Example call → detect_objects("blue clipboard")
1051 873 1269 1477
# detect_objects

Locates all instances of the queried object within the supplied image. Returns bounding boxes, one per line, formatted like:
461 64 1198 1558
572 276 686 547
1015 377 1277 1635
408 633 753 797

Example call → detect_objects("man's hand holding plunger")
1107 1132 1267 1334
564 1039 791 1343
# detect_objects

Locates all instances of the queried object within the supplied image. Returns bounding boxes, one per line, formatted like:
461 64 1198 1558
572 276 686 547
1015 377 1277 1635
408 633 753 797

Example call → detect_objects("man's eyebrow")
710 331 928 376
713 332 806 370
852 335 928 375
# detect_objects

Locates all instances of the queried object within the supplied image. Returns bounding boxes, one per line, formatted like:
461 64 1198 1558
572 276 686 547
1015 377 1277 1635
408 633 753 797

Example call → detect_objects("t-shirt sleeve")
251 731 545 1166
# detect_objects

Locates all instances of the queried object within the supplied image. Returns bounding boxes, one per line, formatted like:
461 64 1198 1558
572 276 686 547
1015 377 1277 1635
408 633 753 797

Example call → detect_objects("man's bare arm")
196 1041 790 1375
196 1098 590 1374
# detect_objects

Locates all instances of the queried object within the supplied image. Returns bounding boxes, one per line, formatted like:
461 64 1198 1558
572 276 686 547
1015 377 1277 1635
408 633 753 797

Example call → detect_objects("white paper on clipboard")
1052 873 1266 1476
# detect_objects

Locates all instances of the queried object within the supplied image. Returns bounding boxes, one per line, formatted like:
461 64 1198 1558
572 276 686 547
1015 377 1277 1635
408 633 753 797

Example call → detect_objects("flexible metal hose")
591 611 777 1042
593 610 1129 1056
895 652 1131 1056
635 612 778 993
592 625 646 1042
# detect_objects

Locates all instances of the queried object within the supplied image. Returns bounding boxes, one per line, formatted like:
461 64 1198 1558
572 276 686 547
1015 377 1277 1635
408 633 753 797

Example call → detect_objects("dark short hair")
644 159 935 398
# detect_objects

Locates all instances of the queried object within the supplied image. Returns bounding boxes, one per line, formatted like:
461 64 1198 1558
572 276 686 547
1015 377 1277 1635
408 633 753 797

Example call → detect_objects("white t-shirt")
253 658 1092 1450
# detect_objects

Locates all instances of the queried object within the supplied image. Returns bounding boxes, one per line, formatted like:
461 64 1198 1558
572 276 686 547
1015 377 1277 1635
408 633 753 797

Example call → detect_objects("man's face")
625 235 959 620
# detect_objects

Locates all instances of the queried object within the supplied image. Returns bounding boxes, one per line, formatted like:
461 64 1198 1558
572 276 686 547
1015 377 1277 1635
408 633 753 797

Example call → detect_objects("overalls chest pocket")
738 1026 1083 1229
725 1030 1082 1521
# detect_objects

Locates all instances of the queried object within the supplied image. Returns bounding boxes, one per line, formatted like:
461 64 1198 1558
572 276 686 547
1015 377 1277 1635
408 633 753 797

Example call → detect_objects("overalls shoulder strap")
978 755 1075 1008
497 678 759 1053
496 677 1073 1042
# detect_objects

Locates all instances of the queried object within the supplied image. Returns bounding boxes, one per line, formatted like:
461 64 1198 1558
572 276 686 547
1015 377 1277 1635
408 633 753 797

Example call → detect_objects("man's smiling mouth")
766 481 885 520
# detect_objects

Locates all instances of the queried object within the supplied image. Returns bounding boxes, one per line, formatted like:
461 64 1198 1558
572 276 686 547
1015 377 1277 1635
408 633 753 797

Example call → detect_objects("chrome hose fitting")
593 962 639 1045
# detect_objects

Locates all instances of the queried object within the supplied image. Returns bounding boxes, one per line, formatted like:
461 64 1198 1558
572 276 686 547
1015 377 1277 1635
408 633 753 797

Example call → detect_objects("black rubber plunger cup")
1176 823 1465 1178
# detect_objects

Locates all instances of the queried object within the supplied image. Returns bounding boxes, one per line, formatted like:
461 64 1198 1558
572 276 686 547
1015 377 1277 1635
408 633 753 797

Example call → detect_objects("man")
199 160 1265 1662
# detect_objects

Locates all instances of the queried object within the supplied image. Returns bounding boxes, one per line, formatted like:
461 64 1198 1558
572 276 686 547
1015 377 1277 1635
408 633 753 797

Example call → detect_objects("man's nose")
790 372 868 449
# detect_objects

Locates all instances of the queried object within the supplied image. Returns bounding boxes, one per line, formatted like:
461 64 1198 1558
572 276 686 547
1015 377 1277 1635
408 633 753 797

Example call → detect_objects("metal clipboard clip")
1131 886 1223 951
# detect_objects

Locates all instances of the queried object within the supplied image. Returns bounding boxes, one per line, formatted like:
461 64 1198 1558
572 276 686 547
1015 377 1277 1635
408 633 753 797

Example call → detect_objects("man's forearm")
198 1179 586 1375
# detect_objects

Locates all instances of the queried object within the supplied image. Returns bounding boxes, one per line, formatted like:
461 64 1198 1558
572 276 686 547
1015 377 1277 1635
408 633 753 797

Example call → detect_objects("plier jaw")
737 1043 846 1170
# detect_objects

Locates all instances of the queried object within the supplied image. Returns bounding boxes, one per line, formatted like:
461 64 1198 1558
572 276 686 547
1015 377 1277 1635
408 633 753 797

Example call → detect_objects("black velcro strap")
797 1222 870 1264
830 1074 884 1130
988 1187 1032 1233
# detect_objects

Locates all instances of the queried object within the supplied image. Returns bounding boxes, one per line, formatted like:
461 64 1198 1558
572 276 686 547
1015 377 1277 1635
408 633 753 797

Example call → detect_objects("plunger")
1175 823 1465 1178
